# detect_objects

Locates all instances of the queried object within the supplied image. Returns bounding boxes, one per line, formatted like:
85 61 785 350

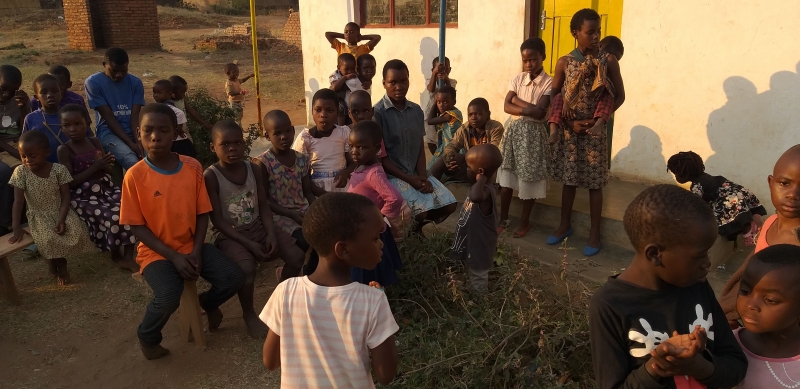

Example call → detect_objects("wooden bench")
177 280 207 349
0 227 34 305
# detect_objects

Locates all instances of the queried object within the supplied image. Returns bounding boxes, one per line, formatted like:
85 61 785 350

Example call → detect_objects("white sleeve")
259 281 286 336
366 292 399 349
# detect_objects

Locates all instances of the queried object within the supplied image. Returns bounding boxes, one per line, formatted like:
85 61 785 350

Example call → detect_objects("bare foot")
56 263 71 286
587 124 603 137
243 311 268 339
139 343 171 360
45 259 57 277
206 308 224 332
547 131 559 144
118 257 140 273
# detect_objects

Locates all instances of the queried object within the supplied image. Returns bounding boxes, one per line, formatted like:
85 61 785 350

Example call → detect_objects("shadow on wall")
418 37 438 106
611 125 673 183
305 78 320 125
704 62 800 182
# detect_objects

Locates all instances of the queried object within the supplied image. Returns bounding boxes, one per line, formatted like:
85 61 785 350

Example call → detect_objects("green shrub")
185 88 260 168
387 234 595 388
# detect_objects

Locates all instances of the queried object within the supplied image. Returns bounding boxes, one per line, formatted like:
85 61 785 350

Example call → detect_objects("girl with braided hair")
667 151 767 268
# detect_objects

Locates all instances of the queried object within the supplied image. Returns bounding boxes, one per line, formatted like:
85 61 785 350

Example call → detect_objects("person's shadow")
305 78 320 125
611 125 672 182
418 37 438 106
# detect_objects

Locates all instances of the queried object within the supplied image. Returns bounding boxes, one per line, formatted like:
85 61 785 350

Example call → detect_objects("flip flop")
512 224 531 238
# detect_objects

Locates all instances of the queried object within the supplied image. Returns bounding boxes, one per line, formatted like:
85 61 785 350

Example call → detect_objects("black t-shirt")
589 276 747 388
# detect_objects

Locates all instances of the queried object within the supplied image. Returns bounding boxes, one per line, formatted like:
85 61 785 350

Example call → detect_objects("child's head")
103 47 130 82
769 145 800 221
210 119 245 164
224 63 240 80
600 36 624 60
465 144 502 182
18 130 50 171
666 151 704 184
168 75 188 101
357 54 377 81
431 56 451 75
570 9 601 49
623 184 717 287
382 59 410 101
343 22 361 45
303 192 384 270
33 74 62 111
48 65 73 93
59 104 91 142
152 79 174 104
264 110 294 151
311 89 338 131
337 53 357 76
435 85 456 113
737 244 800 335
467 98 491 130
349 120 382 167
520 38 546 75
0 64 22 105
138 103 177 158
348 90 374 124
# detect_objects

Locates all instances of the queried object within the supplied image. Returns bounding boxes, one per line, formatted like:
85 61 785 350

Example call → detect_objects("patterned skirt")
388 175 456 221
498 119 550 182
71 174 136 252
549 124 609 190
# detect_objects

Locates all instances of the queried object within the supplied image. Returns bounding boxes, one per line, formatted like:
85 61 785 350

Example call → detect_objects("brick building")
281 11 301 49
63 0 161 51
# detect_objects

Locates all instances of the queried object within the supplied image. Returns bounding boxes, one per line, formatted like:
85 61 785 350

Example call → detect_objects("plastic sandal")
512 224 531 238
584 244 601 257
546 228 573 245
497 220 510 234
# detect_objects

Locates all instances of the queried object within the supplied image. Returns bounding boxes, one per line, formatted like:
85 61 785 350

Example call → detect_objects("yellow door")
538 0 623 74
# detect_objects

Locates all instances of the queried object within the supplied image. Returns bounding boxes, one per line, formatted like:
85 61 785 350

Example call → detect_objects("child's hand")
54 221 66 235
562 104 576 120
169 252 200 280
648 344 714 379
290 211 304 225
93 151 115 169
345 73 359 80
435 64 446 79
369 281 382 290
418 177 433 194
475 171 487 183
15 90 29 108
333 170 351 188
246 241 270 262
659 326 707 359
265 232 278 258
8 227 29 244
241 89 247 95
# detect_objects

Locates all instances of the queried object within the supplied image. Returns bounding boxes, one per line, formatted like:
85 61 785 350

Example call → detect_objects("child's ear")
333 240 349 260
643 243 663 266
67 81 73 89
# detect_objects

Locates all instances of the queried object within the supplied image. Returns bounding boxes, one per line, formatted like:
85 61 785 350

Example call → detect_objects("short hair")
33 74 60 95
48 65 71 81
139 103 178 130
348 89 372 107
169 75 188 87
432 56 451 68
357 53 376 70
600 36 624 59
264 109 291 125
337 53 356 68
520 37 546 57
211 119 242 140
623 184 715 250
570 8 601 32
383 59 409 78
351 120 383 145
345 22 360 31
0 65 22 85
303 192 377 256
435 85 456 100
224 63 239 74
104 47 129 64
466 144 503 176
153 79 174 93
18 130 50 151
667 151 705 180
751 244 800 270
468 97 490 112
59 103 91 123
312 88 339 107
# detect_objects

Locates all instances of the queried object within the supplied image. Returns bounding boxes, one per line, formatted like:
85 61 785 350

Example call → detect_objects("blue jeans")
99 132 140 170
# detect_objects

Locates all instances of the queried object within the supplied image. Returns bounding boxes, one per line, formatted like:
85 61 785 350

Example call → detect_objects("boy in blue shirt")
85 48 145 170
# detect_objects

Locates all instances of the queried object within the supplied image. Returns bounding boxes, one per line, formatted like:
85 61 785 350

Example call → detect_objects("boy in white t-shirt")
152 79 196 158
260 192 398 388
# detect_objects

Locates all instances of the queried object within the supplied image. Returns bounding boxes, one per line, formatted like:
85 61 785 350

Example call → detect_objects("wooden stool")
177 280 207 349
0 228 34 305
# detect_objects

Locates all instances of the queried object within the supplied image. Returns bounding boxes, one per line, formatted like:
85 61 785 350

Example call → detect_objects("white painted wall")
299 0 528 127
612 0 800 205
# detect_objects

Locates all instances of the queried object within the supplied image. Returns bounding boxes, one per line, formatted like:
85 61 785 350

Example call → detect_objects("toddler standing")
9 131 95 285
260 192 398 387
224 63 254 126
292 89 355 192
56 104 138 273
325 22 382 59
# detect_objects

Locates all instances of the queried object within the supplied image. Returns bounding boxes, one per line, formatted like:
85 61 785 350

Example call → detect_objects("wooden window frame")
360 0 458 28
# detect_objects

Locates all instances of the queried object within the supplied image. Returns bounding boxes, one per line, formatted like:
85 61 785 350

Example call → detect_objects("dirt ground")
0 7 307 389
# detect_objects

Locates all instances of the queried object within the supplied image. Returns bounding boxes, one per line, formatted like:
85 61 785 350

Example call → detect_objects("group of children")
2 8 798 388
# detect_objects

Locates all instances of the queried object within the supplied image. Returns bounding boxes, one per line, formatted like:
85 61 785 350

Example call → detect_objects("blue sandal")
546 228 573 245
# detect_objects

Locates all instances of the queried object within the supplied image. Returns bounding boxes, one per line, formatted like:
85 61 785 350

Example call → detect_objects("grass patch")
386 233 595 388
0 43 26 50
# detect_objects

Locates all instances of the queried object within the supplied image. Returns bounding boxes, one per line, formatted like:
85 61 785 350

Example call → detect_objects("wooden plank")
0 256 19 305
0 227 34 257
178 280 206 349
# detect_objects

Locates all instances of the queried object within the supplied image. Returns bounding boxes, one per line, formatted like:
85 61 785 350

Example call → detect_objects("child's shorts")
230 101 244 122
171 139 197 158
215 219 297 263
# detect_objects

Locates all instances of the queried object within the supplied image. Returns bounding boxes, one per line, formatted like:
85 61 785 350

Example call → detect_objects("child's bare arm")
331 74 354 91
185 102 213 131
262 329 281 370
205 169 269 261
607 56 625 111
469 174 492 215
9 188 26 243
0 141 19 160
530 94 551 121
363 34 382 50
370 335 397 385
56 183 71 231
548 57 570 98
252 162 279 257
301 175 319 204
504 91 528 116
239 73 255 84
426 67 439 93
129 224 199 279
334 152 356 188
96 105 140 154
325 31 344 45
